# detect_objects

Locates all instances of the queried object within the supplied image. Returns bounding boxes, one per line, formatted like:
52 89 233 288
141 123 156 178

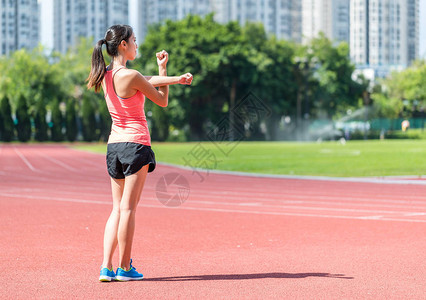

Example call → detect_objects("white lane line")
175 190 426 206
364 217 426 223
5 188 426 215
185 182 426 198
189 199 426 215
158 161 426 186
13 147 38 172
357 215 384 220
3 184 426 211
143 204 426 223
0 192 108 205
1 192 426 223
38 152 78 172
0 187 111 198
0 170 108 186
187 187 426 202
170 180 426 202
10 150 426 205
403 212 426 216
63 150 426 186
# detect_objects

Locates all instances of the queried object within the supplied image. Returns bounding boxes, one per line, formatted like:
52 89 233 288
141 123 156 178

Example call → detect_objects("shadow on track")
143 272 354 281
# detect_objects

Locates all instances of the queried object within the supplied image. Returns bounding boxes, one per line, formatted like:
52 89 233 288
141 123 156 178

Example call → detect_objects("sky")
39 0 53 50
40 0 426 58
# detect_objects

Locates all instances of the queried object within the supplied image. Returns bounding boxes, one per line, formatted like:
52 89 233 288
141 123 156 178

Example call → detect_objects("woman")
86 24 193 282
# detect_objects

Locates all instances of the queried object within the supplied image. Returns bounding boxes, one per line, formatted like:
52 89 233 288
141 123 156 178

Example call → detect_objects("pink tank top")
103 67 151 146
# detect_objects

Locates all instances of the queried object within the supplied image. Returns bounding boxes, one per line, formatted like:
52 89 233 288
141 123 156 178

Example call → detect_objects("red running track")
0 144 425 299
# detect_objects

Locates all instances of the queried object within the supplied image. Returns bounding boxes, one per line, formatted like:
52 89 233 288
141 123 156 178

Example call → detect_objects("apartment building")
0 0 39 56
53 0 128 53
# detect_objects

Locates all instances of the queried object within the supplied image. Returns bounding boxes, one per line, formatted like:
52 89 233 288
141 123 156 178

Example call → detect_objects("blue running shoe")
99 267 116 282
116 259 144 281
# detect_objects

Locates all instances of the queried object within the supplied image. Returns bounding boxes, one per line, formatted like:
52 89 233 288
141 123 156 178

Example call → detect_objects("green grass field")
74 140 426 177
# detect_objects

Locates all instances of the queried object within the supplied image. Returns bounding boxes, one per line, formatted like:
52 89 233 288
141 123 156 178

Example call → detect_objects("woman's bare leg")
118 164 149 270
101 176 124 269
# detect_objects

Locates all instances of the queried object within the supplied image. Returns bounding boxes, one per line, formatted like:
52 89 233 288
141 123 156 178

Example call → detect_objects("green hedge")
349 129 425 140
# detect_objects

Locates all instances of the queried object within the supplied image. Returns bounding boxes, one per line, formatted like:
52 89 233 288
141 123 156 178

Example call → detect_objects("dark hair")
86 24 134 92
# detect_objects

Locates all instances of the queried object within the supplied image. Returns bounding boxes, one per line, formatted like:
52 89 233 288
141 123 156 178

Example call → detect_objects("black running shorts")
106 142 156 179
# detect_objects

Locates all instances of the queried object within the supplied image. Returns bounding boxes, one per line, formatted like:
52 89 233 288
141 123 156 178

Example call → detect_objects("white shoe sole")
99 275 115 282
116 275 144 281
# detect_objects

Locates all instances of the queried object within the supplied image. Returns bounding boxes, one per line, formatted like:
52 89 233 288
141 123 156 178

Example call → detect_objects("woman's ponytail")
86 39 107 92
86 25 134 92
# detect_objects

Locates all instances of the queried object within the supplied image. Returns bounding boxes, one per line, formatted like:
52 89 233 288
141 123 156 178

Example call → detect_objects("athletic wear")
104 66 151 146
103 66 156 178
101 67 150 281
106 142 156 179
99 267 116 282
116 259 144 281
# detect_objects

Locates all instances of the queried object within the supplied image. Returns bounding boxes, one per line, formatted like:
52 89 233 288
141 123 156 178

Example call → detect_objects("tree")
33 97 48 141
2 48 63 114
134 14 269 141
375 60 426 118
149 104 169 141
212 21 268 141
386 60 426 103
51 98 64 142
362 60 426 120
371 93 402 119
308 34 362 119
15 94 31 142
81 93 97 142
65 98 78 142
98 98 111 142
256 36 297 140
0 95 15 142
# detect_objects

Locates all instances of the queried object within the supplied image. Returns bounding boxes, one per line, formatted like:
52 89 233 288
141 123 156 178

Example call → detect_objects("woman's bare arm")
144 76 180 87
129 70 169 107
144 74 193 87
127 50 192 106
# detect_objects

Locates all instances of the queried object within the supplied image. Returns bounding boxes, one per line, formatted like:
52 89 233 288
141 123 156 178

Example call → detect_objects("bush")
65 98 78 142
150 105 169 141
166 125 187 142
15 94 31 142
81 95 97 142
349 129 423 140
384 130 422 139
0 95 15 142
34 98 48 141
51 98 64 142
98 100 111 142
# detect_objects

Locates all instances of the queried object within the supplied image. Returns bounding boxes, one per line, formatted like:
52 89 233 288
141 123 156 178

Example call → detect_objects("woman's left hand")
156 50 168 67
179 73 193 85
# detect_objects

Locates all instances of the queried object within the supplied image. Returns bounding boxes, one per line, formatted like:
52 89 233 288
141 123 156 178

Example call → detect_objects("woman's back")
104 67 151 146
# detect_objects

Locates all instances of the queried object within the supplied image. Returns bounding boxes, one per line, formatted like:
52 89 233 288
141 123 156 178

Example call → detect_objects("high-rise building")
137 0 214 41
229 0 302 42
350 0 419 76
0 0 39 56
209 0 230 24
136 0 302 43
53 0 128 53
302 0 350 44
407 0 419 63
